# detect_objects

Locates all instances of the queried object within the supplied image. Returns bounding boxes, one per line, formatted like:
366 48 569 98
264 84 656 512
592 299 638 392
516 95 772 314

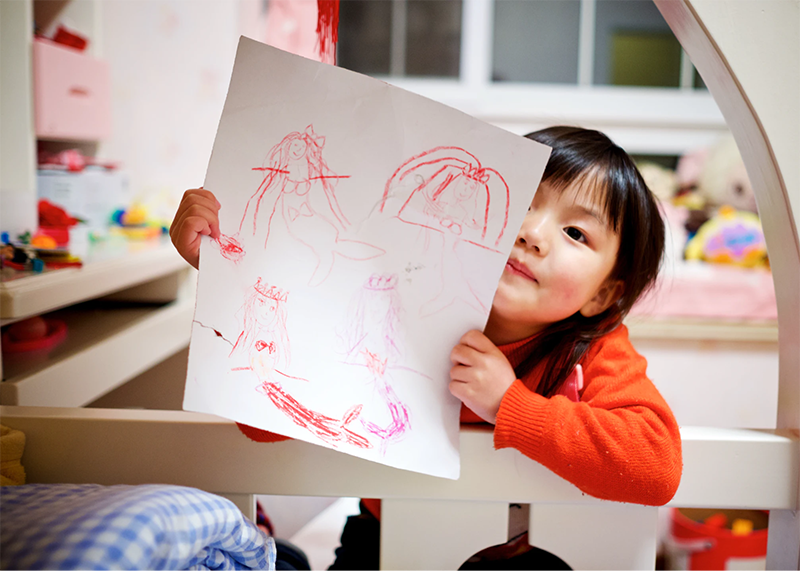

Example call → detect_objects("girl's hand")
169 188 221 269
449 330 517 424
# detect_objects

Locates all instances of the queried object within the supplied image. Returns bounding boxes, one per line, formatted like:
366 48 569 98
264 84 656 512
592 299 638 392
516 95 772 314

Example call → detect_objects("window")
338 0 462 78
593 0 682 87
335 0 724 156
338 1 392 75
492 0 580 84
339 0 703 90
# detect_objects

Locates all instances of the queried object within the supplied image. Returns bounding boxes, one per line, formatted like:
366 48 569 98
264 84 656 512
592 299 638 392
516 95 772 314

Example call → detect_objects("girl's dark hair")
519 126 665 397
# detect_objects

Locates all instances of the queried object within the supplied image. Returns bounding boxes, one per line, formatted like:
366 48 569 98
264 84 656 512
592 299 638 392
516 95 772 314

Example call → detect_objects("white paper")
183 37 550 479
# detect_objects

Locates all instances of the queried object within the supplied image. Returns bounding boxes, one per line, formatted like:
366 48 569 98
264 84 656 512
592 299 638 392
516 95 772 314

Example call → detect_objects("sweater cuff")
493 379 549 457
236 422 291 443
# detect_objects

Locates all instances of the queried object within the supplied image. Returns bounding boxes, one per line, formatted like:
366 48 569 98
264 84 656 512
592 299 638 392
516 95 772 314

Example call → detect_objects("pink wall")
97 0 242 215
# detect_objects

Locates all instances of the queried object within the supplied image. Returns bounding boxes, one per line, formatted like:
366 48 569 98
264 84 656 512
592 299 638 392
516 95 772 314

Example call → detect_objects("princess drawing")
380 147 511 316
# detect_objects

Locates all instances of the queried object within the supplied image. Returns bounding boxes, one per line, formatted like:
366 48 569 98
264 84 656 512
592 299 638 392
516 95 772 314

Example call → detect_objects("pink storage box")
33 38 111 141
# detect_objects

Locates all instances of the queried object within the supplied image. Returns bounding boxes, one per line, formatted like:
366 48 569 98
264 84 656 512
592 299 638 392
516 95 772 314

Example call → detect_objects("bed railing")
1 405 797 570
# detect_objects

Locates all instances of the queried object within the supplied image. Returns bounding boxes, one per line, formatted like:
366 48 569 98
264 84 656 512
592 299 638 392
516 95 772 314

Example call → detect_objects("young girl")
170 126 682 568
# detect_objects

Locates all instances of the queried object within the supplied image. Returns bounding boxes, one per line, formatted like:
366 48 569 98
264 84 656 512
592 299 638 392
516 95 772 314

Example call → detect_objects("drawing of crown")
301 125 325 148
365 273 398 291
254 278 288 302
462 164 490 183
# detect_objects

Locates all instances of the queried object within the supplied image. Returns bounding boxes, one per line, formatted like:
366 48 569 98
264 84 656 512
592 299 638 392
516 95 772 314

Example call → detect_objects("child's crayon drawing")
184 38 549 479
213 234 245 263
380 147 510 316
238 125 384 286
227 278 373 449
338 274 412 455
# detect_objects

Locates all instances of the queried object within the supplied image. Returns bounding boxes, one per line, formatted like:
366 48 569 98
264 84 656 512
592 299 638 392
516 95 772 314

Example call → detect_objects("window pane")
694 68 707 90
593 0 681 87
492 0 580 83
338 0 392 75
405 0 462 77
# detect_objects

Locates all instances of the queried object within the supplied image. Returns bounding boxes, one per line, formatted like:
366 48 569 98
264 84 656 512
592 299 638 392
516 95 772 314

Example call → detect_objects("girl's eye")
564 227 586 243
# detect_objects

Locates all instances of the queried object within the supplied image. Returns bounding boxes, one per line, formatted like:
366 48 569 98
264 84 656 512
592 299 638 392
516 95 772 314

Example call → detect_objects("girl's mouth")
505 259 537 282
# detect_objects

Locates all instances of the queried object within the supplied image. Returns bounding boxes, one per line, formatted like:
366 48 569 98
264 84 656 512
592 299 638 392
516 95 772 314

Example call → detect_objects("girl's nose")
517 213 550 256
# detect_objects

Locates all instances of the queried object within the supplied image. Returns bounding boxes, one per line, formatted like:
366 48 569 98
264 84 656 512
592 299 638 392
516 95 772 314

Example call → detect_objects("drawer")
33 38 112 141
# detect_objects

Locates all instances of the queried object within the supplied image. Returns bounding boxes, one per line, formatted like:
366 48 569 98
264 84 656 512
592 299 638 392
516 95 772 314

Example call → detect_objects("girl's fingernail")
216 199 221 208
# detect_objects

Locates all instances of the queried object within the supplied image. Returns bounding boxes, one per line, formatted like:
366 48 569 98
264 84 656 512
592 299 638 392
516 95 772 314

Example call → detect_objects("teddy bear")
694 134 757 213
675 133 758 226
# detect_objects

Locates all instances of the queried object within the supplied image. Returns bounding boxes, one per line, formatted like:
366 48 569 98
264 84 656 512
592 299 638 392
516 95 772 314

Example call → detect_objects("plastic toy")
668 508 767 570
0 239 44 273
1 316 68 362
30 234 58 249
38 199 81 248
684 206 768 268
110 205 165 240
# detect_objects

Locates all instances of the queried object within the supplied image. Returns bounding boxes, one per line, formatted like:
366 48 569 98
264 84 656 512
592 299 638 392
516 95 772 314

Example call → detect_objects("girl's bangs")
549 168 622 234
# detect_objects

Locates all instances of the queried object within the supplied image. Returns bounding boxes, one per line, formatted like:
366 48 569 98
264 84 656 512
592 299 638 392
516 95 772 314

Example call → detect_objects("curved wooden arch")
655 1 800 568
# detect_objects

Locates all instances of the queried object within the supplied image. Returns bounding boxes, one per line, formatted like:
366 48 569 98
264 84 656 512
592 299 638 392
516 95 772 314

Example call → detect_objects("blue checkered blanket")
0 484 275 570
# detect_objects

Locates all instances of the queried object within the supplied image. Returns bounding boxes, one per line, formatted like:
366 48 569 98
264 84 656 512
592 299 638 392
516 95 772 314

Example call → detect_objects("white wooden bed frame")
2 1 799 569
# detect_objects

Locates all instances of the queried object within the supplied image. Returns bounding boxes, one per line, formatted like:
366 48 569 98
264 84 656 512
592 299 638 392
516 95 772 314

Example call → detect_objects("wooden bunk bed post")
655 1 800 568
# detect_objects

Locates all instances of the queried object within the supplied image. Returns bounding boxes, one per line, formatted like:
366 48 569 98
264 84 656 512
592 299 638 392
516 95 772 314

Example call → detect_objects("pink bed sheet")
631 263 777 322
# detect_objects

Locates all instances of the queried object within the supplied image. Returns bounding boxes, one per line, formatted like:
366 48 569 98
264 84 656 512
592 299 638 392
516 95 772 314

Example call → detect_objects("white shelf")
0 238 188 324
1 295 195 407
626 316 779 342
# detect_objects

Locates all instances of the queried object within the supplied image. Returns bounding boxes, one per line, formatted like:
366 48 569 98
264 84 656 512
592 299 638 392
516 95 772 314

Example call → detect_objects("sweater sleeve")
493 326 682 506
236 422 292 443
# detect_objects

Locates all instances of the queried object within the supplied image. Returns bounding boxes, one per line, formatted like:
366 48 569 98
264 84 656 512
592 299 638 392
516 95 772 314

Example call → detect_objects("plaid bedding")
0 484 275 570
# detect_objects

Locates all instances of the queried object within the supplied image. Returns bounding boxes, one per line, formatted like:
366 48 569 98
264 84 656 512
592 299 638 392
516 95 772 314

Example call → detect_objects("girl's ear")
580 279 624 318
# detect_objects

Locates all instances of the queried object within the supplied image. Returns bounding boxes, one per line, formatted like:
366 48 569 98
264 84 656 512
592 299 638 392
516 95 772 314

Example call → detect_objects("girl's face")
288 138 308 160
454 176 479 200
254 296 280 328
488 180 622 343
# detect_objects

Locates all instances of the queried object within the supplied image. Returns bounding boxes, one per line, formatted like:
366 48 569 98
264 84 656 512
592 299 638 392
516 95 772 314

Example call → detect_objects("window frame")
366 0 727 155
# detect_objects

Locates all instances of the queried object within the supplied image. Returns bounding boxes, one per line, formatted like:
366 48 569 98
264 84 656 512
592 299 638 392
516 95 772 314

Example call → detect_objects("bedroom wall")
96 0 245 215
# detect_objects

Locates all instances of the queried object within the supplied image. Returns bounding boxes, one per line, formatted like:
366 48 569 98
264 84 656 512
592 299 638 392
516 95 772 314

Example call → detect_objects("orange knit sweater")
238 324 683 508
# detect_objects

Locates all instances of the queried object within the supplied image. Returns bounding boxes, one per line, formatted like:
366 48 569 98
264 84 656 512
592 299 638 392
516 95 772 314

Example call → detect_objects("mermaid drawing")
239 125 384 286
231 278 371 449
339 273 411 454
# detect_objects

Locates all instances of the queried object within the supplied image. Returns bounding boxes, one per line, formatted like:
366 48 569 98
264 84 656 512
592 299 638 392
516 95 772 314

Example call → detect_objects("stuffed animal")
676 134 757 213
638 161 678 204
674 133 760 241
697 134 757 213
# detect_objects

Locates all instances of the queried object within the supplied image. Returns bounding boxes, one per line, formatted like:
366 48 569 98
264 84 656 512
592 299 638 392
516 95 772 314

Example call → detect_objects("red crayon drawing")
239 125 384 286
380 147 510 316
229 277 372 449
213 233 245 263
256 381 371 449
339 273 411 453
230 278 291 369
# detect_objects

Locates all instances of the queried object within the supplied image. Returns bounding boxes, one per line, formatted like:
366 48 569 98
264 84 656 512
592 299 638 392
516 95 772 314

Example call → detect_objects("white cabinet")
1 240 195 407
0 0 194 408
1 0 108 238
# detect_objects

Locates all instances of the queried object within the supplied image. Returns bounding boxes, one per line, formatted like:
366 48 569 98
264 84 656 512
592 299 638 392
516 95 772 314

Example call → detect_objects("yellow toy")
685 206 768 268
